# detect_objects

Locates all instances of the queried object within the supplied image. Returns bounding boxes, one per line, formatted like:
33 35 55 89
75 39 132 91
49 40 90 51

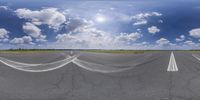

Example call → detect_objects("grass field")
187 50 200 53
1 49 199 54
0 49 64 54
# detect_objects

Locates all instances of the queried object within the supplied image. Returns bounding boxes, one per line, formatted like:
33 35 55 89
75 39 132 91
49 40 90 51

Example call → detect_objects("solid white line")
192 54 200 61
167 52 178 72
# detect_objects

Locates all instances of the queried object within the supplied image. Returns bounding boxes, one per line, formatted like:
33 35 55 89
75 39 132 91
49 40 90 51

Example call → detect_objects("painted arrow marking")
167 52 178 72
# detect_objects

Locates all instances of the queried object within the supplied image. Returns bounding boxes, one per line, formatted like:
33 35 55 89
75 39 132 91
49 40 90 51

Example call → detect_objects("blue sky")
0 0 200 50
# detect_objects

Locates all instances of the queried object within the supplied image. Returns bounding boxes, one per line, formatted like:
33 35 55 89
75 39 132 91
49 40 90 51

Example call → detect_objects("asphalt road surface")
0 51 199 100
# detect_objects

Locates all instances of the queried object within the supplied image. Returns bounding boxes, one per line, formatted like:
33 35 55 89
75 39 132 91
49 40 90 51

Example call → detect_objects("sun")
95 15 106 23
96 16 105 22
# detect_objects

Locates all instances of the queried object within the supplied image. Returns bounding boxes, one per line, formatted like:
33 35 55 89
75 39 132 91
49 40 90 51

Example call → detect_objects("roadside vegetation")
1 49 199 54
0 49 64 54
187 50 200 53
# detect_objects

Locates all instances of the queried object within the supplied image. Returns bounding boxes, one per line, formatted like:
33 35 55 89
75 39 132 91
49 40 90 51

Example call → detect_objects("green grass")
187 50 200 53
81 50 160 54
0 50 64 54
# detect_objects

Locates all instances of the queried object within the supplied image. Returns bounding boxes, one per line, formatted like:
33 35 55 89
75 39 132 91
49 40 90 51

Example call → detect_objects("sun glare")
95 15 106 23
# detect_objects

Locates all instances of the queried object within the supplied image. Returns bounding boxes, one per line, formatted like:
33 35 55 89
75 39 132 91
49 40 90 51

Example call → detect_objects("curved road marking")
0 53 152 73
167 52 178 72
0 55 78 72
72 58 133 73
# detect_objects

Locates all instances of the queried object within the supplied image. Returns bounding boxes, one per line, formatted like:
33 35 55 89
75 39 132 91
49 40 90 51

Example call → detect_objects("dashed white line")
167 52 178 72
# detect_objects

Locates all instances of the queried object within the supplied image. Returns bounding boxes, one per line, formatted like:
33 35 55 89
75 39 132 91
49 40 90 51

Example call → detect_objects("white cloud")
56 17 143 49
132 12 162 26
56 28 142 49
65 18 93 33
115 32 142 42
156 38 170 46
10 36 33 44
56 27 115 48
148 26 160 34
10 38 23 44
36 35 47 42
107 12 162 26
15 8 66 30
56 18 110 48
54 15 145 49
189 28 200 38
0 38 9 42
0 6 8 10
56 33 75 42
141 41 149 45
132 12 162 20
133 20 147 26
22 22 46 42
175 35 185 42
180 40 200 49
184 40 197 46
23 22 42 38
183 41 199 49
0 28 9 39
184 40 194 45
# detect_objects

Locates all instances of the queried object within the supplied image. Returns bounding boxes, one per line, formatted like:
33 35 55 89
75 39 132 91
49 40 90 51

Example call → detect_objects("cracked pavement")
0 51 199 100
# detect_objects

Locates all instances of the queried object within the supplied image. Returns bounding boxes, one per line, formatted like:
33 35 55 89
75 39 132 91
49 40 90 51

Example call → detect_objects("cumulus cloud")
182 40 199 49
184 40 199 47
189 28 200 38
0 28 9 42
156 38 170 46
56 18 111 48
0 28 9 39
56 33 75 43
0 28 10 43
109 12 162 25
56 17 143 49
184 40 194 45
56 27 114 48
35 35 47 42
148 26 160 34
23 22 42 38
56 29 142 49
132 12 162 26
23 22 46 42
10 36 33 44
13 8 163 48
175 35 185 42
65 18 93 33
15 8 66 30
115 32 142 42
132 12 162 20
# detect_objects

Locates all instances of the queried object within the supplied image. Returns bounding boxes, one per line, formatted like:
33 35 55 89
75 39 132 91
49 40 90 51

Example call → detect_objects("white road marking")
72 58 133 73
70 51 73 55
167 52 178 72
192 54 200 61
0 55 78 72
